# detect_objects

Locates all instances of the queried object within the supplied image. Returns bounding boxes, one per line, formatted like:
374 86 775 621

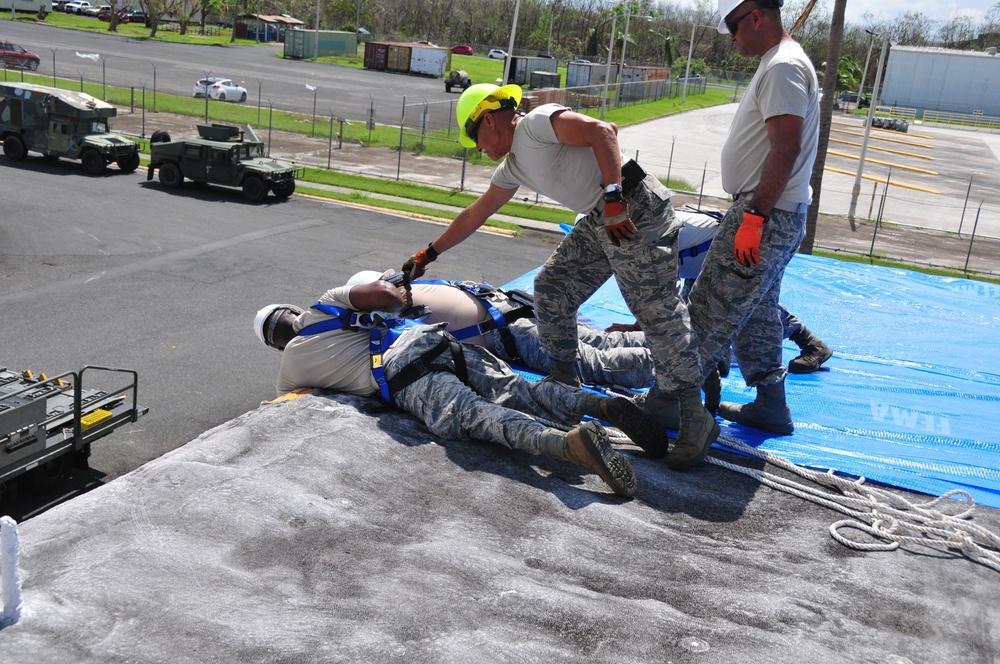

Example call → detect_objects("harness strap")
385 337 469 397
679 238 714 262
413 279 531 362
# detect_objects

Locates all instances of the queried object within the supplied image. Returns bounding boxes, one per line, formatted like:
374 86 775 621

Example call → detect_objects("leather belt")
621 159 646 195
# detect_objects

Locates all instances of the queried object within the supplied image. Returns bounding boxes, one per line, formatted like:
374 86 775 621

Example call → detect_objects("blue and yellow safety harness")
297 302 467 404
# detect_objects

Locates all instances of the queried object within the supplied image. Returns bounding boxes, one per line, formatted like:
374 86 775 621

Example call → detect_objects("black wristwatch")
603 183 624 204
746 206 769 222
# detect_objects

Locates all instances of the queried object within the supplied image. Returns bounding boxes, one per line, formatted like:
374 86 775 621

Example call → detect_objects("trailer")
0 82 140 174
0 0 51 18
0 365 147 497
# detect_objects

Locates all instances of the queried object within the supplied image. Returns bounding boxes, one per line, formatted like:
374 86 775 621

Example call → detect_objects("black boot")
546 358 581 388
581 393 669 458
634 384 680 430
718 382 794 435
788 326 832 374
667 387 720 470
702 368 721 414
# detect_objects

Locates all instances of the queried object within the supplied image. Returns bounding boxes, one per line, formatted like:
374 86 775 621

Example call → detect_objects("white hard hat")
718 0 783 33
717 0 745 33
254 304 299 350
346 270 384 286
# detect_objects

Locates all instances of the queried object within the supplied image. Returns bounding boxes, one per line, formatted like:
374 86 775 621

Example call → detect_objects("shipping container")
364 41 389 71
0 0 50 15
409 45 451 77
387 43 412 73
566 62 611 88
530 70 561 89
507 56 558 85
618 66 669 101
283 29 357 59
881 45 1000 117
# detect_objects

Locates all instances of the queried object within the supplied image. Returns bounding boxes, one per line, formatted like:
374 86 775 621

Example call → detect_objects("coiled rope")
606 429 1000 573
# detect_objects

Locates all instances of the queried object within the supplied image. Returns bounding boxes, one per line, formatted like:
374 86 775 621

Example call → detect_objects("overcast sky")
672 1 997 27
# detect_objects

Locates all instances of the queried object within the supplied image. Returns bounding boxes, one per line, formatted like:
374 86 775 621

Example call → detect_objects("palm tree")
801 0 846 254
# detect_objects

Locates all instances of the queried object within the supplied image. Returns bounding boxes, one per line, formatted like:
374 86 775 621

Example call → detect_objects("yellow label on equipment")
81 409 113 430
372 354 383 369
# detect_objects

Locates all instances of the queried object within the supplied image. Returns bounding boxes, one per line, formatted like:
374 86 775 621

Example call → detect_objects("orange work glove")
402 243 439 281
734 209 767 266
603 200 637 246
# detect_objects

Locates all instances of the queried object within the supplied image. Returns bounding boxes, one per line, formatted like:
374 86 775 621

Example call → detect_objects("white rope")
706 436 1000 573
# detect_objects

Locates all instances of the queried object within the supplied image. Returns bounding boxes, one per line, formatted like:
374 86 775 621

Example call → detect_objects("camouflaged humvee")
146 123 299 203
0 82 140 174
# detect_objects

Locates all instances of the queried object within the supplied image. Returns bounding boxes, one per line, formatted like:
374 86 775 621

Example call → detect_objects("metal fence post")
327 112 334 169
667 135 675 184
964 201 983 272
397 97 405 181
958 174 973 237
698 162 707 209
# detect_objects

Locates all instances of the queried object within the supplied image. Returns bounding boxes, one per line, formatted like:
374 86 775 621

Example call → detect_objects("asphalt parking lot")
0 156 559 520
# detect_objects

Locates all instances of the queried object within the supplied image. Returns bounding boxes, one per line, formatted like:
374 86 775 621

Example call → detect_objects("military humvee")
0 82 141 174
146 123 299 203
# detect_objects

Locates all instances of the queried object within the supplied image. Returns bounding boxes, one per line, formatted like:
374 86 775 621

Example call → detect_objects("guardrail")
922 109 1000 131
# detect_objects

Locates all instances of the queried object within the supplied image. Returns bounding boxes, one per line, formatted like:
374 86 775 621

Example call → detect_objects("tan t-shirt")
492 103 615 214
410 283 493 348
276 285 377 397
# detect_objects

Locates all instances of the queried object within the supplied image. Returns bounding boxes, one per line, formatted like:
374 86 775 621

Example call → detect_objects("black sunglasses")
726 8 755 35
465 115 485 145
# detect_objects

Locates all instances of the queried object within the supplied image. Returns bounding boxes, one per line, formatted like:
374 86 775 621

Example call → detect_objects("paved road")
0 156 558 519
2 20 461 122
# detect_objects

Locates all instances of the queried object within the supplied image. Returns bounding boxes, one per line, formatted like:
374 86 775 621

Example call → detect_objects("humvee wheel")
150 130 171 144
3 134 27 161
117 152 141 173
81 149 106 175
159 162 183 188
242 175 268 203
273 180 295 198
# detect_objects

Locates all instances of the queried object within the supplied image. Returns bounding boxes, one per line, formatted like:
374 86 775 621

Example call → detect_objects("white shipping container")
409 46 451 78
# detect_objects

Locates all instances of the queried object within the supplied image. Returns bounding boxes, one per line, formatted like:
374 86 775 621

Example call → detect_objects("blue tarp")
503 253 1000 508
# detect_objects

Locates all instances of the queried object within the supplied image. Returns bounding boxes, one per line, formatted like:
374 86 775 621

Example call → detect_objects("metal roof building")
880 45 1000 117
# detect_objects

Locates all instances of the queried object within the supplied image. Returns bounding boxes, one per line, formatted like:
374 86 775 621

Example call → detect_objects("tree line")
100 0 1000 92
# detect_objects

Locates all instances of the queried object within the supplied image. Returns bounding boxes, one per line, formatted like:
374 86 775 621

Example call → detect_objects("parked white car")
84 4 111 16
64 1 92 13
192 77 248 103
487 48 508 60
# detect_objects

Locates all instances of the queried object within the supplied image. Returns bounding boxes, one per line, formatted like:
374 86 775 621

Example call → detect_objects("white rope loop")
605 424 1000 573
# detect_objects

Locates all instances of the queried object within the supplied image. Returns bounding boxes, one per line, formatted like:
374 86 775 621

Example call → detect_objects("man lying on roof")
253 274 683 498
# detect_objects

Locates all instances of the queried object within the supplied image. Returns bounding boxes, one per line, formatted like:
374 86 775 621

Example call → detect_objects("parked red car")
0 41 40 71
98 9 129 22
451 44 474 56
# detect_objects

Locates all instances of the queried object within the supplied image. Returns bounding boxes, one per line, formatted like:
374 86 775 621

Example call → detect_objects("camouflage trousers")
495 318 654 389
687 201 807 387
532 176 703 394
385 326 590 454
